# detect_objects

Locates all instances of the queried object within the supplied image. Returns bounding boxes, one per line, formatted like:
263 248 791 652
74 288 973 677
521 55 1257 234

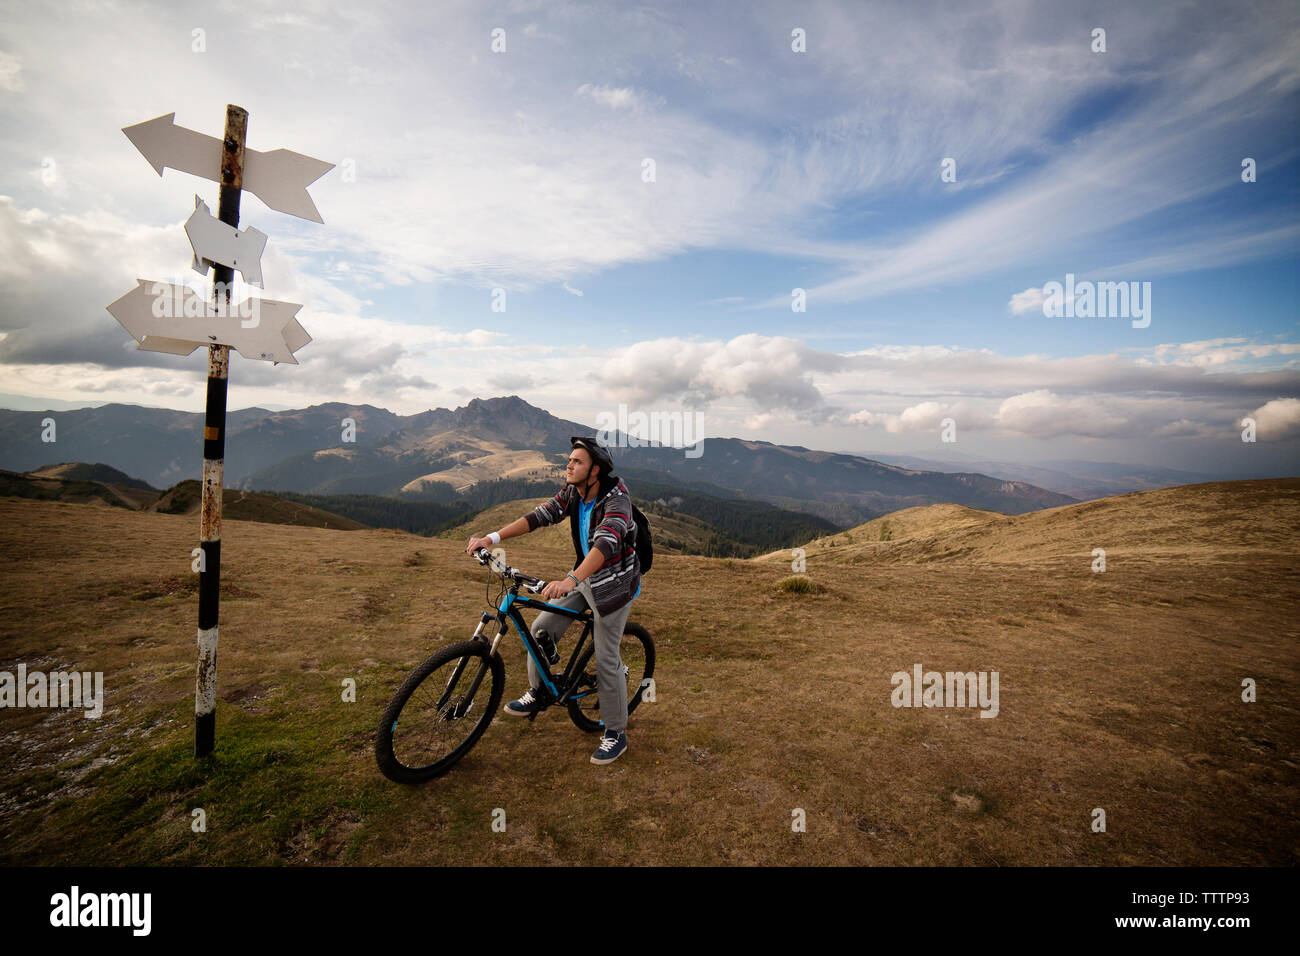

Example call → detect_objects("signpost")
109 105 332 757
107 280 310 364
186 196 268 288
122 112 333 222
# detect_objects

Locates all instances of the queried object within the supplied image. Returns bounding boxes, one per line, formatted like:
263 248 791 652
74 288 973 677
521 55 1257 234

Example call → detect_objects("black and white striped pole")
195 104 246 757
108 106 333 758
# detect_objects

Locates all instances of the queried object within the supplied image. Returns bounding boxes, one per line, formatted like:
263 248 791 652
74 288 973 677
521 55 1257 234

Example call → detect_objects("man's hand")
541 575 577 600
466 536 493 554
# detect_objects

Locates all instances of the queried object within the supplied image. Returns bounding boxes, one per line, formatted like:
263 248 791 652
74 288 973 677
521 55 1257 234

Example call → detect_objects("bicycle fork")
471 610 507 656
438 613 503 718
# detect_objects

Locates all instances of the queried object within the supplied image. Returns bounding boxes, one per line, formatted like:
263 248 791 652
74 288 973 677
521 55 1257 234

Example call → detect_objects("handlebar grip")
469 547 545 589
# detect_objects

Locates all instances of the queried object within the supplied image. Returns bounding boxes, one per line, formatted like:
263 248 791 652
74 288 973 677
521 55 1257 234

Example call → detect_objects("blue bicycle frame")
470 551 598 708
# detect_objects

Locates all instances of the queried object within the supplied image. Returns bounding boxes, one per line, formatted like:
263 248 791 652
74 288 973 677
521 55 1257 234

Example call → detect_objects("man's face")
566 448 596 485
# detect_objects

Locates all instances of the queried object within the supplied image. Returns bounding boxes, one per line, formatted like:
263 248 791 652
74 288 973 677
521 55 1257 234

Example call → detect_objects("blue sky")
0 0 1297 475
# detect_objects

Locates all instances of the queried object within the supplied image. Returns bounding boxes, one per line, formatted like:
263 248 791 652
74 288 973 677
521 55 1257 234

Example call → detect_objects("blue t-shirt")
578 497 594 557
578 496 641 601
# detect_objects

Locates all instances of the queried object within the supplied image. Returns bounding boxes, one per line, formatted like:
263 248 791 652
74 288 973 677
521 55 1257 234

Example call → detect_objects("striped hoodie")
524 474 641 614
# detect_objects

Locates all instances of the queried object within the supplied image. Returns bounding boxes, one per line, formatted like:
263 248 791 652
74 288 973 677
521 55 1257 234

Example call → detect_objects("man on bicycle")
464 436 642 765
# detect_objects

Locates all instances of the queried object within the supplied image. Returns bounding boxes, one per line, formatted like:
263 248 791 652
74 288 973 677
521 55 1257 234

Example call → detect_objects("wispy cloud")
753 2 1300 304
1008 287 1046 315
0 0 1295 470
575 83 658 111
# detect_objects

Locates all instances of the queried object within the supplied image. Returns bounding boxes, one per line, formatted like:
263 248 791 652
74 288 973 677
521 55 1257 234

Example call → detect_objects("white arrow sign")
186 196 268 287
123 113 334 223
107 280 311 364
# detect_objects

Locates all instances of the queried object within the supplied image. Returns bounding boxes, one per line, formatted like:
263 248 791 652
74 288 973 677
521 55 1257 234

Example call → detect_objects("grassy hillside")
29 461 158 492
151 480 369 531
436 497 554 542
0 468 143 511
271 490 475 537
0 479 1296 866
758 479 1300 567
621 476 840 551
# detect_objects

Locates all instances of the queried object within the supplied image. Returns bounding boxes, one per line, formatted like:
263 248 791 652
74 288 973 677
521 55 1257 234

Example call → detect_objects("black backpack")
631 502 653 574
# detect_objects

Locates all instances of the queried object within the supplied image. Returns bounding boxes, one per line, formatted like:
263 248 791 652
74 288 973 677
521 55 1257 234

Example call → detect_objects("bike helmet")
569 435 616 480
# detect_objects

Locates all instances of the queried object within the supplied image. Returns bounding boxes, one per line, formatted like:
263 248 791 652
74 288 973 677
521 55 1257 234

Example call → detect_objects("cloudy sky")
1 0 1297 474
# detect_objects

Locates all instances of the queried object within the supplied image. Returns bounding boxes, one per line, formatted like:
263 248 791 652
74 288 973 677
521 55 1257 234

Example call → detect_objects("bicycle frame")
500 591 595 703
464 553 599 714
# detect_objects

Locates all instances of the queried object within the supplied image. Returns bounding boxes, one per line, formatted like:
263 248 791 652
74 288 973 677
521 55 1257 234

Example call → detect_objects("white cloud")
0 52 22 92
838 342 1300 403
1251 397 1300 439
1145 339 1300 368
847 401 994 434
1008 286 1046 315
578 333 1300 439
0 191 512 412
994 390 1131 439
848 388 1248 441
1153 418 1208 438
575 83 653 111
597 333 848 422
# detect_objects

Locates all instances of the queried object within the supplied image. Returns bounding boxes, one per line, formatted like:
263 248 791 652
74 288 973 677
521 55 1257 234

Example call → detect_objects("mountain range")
849 450 1237 500
0 395 1078 526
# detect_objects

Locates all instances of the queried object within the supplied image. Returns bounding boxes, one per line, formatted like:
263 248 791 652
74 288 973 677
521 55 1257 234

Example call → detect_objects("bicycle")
375 547 656 783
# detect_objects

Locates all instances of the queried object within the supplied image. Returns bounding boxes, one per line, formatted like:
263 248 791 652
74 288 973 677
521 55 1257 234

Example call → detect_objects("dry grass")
399 442 556 493
0 478 1297 866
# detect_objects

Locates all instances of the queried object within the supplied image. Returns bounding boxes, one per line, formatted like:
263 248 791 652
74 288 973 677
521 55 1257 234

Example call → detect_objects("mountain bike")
375 547 655 783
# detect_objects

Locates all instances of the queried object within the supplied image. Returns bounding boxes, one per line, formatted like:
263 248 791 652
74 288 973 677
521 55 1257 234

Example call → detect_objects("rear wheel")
566 622 655 733
376 640 505 783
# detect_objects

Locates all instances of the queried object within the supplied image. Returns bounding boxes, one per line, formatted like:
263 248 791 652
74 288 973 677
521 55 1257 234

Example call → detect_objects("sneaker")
504 689 543 716
590 729 627 765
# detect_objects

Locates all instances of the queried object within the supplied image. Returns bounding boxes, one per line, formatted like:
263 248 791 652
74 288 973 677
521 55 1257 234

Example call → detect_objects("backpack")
631 502 653 574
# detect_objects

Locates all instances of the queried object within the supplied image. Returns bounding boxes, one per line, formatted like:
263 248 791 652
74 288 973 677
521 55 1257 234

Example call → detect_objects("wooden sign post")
109 105 332 756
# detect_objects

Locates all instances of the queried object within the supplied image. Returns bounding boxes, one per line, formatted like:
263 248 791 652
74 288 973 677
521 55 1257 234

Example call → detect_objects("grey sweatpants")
526 579 633 734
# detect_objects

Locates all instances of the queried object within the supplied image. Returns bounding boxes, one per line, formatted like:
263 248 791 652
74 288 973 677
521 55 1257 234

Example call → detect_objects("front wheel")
376 639 505 783
567 622 656 733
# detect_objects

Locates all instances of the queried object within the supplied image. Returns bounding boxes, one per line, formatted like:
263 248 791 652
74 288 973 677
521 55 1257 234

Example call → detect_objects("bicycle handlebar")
471 546 547 593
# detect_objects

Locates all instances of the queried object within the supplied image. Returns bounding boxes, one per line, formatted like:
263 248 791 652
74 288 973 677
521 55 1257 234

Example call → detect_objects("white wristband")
487 531 501 545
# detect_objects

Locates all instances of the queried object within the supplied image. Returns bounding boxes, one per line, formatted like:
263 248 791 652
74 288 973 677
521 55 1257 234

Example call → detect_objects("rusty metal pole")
195 104 247 757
